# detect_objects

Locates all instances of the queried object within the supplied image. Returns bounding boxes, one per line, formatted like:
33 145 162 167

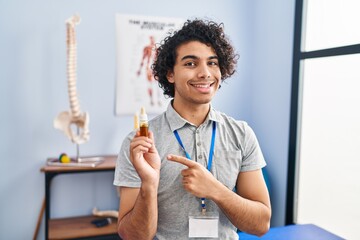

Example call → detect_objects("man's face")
166 41 221 106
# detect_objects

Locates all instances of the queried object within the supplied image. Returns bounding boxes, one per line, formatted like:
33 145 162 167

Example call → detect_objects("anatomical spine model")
54 15 90 145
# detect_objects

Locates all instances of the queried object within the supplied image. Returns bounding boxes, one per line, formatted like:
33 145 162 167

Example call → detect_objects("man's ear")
166 71 174 83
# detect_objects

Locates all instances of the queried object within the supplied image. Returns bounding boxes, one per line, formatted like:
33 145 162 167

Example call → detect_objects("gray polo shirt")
114 103 266 239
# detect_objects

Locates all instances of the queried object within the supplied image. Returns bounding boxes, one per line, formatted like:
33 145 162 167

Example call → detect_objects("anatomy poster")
115 14 184 115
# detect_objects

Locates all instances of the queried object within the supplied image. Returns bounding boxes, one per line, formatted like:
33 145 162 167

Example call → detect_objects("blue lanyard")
173 121 217 212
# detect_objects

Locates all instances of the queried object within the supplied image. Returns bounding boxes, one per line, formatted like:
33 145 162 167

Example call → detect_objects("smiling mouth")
190 82 215 88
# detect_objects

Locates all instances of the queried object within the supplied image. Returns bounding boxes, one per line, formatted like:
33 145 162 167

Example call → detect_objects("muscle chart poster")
115 14 184 115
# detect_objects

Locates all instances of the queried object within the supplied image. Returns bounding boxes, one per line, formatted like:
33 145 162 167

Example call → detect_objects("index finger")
167 154 197 168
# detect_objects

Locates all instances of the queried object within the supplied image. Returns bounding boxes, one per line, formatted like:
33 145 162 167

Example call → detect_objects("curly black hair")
152 19 239 98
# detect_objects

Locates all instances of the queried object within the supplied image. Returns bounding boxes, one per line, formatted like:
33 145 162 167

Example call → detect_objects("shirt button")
197 142 201 146
196 130 199 134
198 155 202 159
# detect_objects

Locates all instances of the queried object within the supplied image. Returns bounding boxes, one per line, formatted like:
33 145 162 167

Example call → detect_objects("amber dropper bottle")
139 107 149 137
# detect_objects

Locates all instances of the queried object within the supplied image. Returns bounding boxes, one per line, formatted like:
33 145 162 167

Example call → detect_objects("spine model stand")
54 14 90 147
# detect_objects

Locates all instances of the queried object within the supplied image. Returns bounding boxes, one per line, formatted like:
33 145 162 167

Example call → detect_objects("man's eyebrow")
180 55 198 61
180 55 218 61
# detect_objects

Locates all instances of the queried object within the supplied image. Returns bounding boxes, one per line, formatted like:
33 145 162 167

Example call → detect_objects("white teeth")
192 84 211 88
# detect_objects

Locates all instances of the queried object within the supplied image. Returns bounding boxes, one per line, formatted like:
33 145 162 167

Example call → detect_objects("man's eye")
208 61 218 66
185 62 196 67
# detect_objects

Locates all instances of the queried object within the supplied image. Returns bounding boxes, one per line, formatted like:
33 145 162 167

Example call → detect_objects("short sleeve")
113 132 142 188
240 123 266 172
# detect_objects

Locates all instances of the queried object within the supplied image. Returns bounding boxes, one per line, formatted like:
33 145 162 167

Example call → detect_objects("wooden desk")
41 155 120 240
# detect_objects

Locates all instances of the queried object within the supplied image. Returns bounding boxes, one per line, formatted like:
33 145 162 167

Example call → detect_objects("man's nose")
197 64 211 79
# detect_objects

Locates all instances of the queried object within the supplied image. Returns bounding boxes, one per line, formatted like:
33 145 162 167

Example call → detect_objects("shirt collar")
165 102 224 132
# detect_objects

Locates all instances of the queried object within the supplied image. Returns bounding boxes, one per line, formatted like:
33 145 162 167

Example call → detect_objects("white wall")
0 0 295 238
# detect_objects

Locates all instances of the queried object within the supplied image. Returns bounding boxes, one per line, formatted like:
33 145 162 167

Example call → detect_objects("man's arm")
117 184 158 240
211 169 271 236
117 131 161 239
167 155 271 237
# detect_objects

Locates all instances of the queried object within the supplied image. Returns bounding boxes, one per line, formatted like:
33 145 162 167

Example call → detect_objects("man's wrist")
209 180 230 202
140 176 159 198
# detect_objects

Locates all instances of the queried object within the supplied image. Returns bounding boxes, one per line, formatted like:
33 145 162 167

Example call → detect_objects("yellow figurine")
59 153 71 163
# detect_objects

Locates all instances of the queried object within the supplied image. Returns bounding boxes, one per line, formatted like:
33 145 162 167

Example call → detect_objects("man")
114 19 271 239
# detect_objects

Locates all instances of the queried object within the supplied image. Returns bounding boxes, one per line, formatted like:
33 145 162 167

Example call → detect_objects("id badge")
189 212 219 239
